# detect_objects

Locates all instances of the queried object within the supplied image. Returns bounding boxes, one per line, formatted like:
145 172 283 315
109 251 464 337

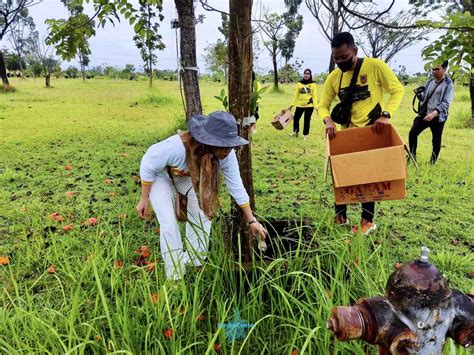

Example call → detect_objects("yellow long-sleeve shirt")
319 57 404 128
291 82 318 108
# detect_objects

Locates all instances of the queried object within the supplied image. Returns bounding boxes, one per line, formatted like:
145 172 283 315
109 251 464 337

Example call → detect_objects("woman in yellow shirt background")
289 68 318 140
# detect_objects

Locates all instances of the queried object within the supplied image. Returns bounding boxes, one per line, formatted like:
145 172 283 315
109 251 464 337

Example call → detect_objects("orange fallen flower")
150 293 159 304
109 192 117 198
86 217 98 226
104 179 112 185
354 258 360 267
162 328 174 339
119 213 127 220
213 343 221 352
292 349 299 355
47 265 57 274
136 245 150 258
50 212 64 222
116 260 123 268
62 225 73 232
64 165 73 171
394 262 402 270
197 313 206 321
65 191 75 198
0 256 10 265
145 261 155 272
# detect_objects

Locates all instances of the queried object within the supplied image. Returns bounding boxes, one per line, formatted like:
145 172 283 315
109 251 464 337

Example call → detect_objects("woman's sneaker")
351 219 377 236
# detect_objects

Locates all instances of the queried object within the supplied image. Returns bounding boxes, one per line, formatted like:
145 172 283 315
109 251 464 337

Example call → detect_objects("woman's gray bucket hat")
188 111 249 147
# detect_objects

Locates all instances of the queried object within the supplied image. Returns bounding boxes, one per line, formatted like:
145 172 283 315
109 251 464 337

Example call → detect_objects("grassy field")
1 77 473 354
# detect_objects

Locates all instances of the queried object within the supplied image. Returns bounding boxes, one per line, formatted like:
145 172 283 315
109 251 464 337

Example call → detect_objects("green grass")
1 78 473 354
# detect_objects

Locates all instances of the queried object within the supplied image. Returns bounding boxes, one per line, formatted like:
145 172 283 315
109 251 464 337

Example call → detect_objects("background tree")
280 0 303 65
133 0 165 88
356 11 431 63
4 49 27 72
27 31 61 87
1 0 38 86
65 65 79 78
304 0 375 72
203 13 229 82
7 13 35 74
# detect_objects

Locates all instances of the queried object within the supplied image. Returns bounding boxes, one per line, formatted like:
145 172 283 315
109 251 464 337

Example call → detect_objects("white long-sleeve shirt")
140 134 250 207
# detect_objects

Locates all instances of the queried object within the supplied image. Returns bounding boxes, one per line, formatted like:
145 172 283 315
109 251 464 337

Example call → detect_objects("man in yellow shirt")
319 32 404 235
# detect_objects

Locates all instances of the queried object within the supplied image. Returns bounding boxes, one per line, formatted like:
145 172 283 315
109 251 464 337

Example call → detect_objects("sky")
1 0 447 75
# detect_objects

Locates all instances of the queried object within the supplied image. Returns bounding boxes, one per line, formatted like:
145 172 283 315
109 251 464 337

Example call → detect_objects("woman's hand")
136 198 149 219
249 221 267 239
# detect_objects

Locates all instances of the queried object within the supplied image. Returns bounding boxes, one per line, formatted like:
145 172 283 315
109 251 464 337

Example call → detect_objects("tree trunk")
328 4 340 73
45 73 51 88
175 0 202 120
470 69 474 128
272 51 278 89
0 50 10 86
149 53 153 88
228 0 254 262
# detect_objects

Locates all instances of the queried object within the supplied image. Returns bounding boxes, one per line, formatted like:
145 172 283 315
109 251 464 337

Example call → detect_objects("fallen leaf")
354 258 360 267
119 213 127 220
94 335 102 342
197 313 206 321
155 227 161 234
150 293 159 304
162 328 174 339
104 179 112 185
133 175 141 183
0 256 10 265
65 191 75 198
394 263 402 270
179 306 185 315
47 265 57 274
325 290 332 299
109 192 117 198
50 212 64 222
64 165 73 171
62 225 73 232
119 152 128 158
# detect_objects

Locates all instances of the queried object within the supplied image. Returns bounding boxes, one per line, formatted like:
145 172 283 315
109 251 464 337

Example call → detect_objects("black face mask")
337 56 355 72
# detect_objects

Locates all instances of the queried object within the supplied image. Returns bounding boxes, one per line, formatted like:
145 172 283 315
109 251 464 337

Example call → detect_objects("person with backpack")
409 60 454 164
319 32 404 236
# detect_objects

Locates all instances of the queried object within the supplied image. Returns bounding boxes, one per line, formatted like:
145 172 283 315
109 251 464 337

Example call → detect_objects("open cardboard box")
324 125 414 205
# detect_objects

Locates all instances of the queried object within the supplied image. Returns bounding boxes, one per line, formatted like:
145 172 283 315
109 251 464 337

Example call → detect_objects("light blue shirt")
140 134 250 206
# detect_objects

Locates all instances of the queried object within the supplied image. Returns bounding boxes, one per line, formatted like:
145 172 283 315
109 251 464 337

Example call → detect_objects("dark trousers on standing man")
409 116 446 164
335 202 375 223
293 107 314 135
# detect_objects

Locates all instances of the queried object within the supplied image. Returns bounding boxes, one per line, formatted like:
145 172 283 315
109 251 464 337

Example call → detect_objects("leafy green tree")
132 0 165 88
7 13 35 74
203 14 229 82
65 65 79 78
26 31 61 87
5 50 27 71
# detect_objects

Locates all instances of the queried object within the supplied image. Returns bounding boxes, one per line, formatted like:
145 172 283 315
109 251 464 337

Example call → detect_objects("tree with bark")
133 0 165 88
356 11 431 63
7 13 35 75
174 0 203 119
228 0 255 261
0 0 38 86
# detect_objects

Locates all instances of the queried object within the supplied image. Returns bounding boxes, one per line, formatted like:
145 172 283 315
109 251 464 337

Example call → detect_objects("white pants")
149 174 211 280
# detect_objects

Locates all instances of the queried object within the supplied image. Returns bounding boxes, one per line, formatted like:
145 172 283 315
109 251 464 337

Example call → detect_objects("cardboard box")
325 125 409 205
271 108 293 130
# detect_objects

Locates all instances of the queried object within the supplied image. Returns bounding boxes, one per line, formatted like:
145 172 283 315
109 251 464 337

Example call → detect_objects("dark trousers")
293 107 314 135
409 116 446 164
335 202 375 222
